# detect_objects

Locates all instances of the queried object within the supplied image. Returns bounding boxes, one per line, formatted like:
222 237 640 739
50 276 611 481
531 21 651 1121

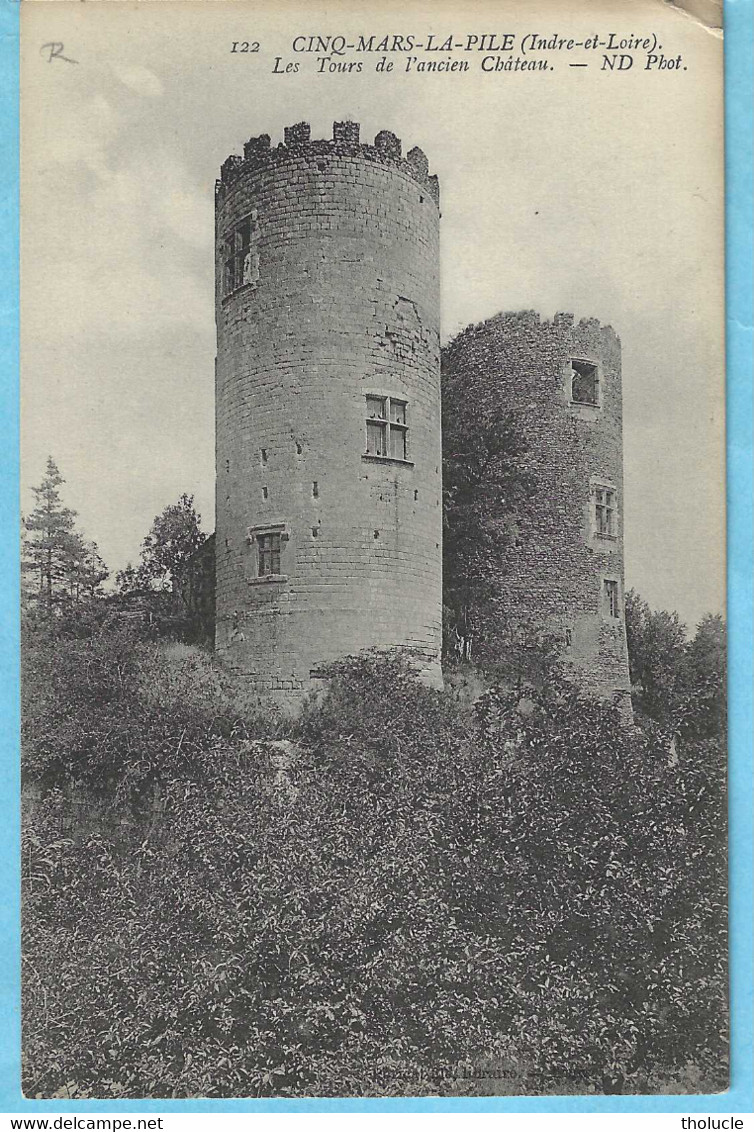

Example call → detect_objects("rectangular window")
571 359 599 406
257 532 281 577
594 486 617 536
365 395 409 460
223 212 260 296
604 579 620 618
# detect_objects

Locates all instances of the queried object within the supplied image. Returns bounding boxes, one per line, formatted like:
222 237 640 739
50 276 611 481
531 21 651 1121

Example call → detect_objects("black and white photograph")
19 0 727 1100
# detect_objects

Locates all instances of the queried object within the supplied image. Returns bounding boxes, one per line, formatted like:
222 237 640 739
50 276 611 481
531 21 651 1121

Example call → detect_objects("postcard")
17 0 730 1101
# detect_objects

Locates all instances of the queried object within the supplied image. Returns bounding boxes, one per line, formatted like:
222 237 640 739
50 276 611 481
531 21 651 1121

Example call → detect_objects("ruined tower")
443 311 632 713
214 121 443 704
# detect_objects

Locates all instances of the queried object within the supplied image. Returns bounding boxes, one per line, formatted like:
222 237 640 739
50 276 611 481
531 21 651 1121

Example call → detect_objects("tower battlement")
447 311 621 356
216 120 440 206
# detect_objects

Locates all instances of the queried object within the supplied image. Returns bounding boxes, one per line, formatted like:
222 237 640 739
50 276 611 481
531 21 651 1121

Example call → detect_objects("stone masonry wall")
215 122 442 706
443 311 632 714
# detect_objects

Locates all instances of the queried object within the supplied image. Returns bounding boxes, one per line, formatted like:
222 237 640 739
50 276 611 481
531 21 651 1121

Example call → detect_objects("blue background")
1 0 751 1114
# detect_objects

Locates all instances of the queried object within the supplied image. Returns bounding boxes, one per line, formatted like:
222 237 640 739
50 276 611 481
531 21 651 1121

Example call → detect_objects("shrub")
21 629 283 800
22 643 727 1097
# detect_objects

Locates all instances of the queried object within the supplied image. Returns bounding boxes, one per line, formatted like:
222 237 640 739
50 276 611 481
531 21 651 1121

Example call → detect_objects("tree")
625 592 726 743
685 613 726 689
624 589 688 725
138 495 206 595
22 458 82 616
676 613 727 741
114 562 143 595
441 357 531 664
62 534 109 603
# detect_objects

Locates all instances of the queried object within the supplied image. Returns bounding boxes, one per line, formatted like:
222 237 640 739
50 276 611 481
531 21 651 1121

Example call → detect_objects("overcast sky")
21 0 725 631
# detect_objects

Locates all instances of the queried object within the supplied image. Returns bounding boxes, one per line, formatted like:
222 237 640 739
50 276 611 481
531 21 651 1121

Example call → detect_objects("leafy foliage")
625 591 727 743
22 644 727 1098
137 494 207 594
441 347 531 663
624 590 687 722
21 631 279 799
108 496 210 644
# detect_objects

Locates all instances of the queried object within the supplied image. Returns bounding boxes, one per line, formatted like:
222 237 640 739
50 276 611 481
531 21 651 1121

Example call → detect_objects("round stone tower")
214 121 442 705
443 311 632 715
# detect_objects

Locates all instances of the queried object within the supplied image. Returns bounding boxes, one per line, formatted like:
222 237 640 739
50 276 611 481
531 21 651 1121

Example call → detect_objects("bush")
21 628 283 800
22 642 727 1097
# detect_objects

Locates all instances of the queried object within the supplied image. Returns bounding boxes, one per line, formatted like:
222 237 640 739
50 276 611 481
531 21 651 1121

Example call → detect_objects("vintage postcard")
17 0 731 1102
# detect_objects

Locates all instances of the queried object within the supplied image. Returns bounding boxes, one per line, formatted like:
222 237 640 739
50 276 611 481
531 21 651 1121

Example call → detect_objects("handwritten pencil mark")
40 43 78 65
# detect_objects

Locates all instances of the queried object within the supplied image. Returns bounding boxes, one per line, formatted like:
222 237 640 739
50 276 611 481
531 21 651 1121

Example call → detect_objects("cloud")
111 63 164 98
24 126 214 342
32 92 120 181
32 253 212 340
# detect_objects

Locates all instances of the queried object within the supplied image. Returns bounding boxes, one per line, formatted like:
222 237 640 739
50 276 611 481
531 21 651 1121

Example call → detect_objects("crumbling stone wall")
442 311 632 715
215 122 442 706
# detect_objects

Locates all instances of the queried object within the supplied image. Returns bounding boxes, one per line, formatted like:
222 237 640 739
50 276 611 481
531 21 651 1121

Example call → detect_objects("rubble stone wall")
443 310 632 715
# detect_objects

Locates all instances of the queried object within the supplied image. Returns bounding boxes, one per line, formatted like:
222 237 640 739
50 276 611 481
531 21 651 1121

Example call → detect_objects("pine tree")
62 533 109 602
22 458 78 616
22 458 109 617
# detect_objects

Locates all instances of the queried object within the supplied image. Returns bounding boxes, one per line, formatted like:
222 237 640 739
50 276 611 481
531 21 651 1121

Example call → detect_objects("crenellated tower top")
216 120 440 206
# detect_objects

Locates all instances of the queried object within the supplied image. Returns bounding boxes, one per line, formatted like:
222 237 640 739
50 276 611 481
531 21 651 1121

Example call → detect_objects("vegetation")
22 458 108 625
22 638 727 1098
441 352 531 666
111 494 210 642
116 493 207 597
20 459 728 1098
624 591 727 743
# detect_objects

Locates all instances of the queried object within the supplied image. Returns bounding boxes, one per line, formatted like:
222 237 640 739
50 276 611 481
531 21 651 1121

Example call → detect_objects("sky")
20 0 725 631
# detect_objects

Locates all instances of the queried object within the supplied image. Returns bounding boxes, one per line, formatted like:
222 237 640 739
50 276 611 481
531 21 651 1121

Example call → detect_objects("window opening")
257 532 281 577
604 579 620 618
223 210 260 296
365 395 408 460
594 486 617 536
570 359 599 406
